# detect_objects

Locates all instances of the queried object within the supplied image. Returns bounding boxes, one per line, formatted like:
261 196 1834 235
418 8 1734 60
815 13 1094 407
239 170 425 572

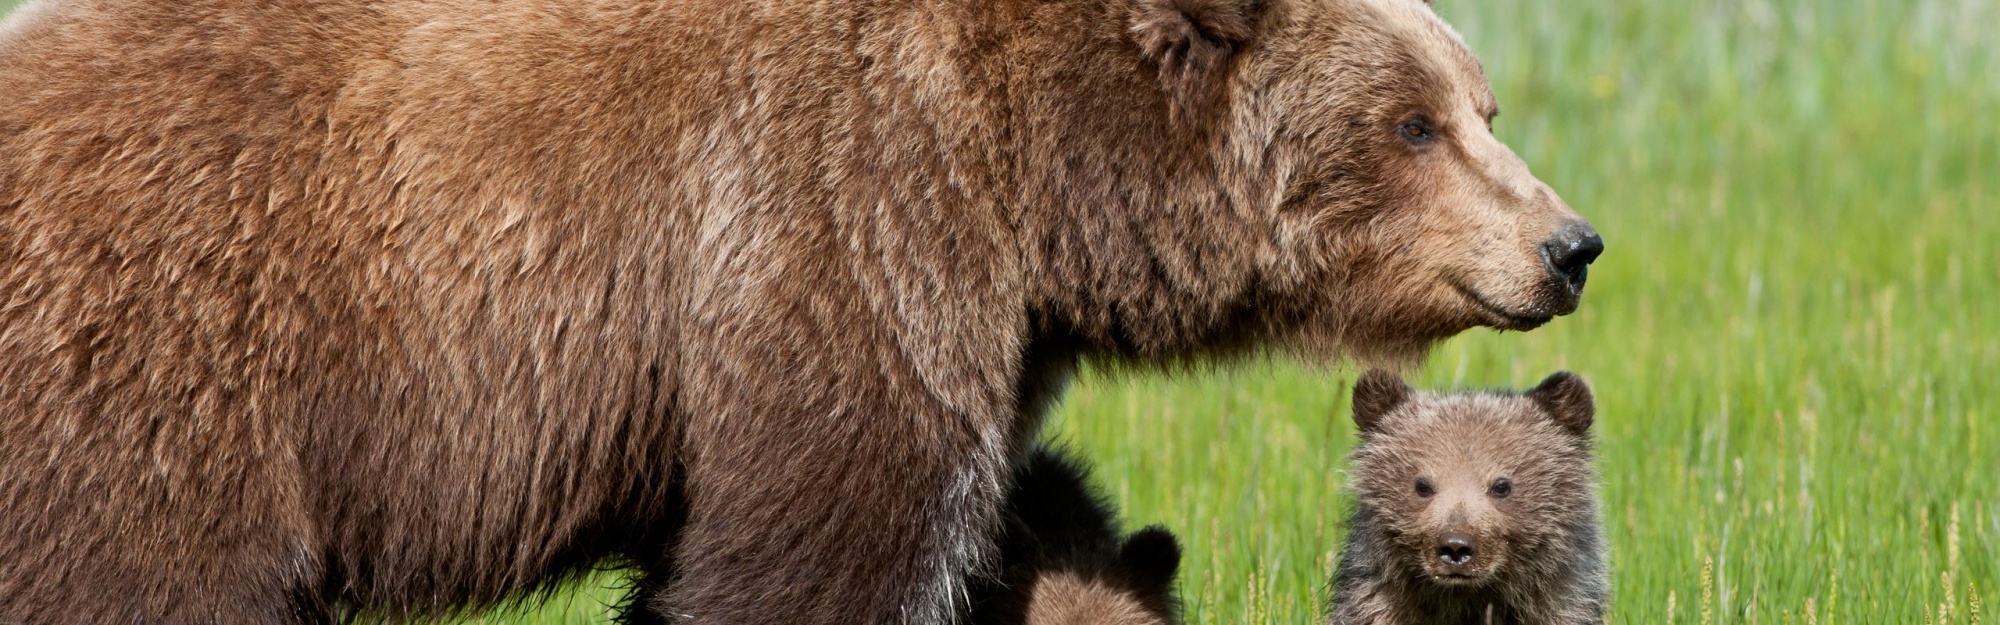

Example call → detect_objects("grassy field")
7 0 1996 622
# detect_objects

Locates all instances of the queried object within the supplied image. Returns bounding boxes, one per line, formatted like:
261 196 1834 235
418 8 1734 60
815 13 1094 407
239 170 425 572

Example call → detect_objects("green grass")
8 0 1996 622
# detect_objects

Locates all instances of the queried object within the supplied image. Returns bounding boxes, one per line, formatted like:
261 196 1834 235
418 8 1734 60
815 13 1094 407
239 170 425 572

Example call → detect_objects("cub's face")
1256 0 1600 357
1022 567 1174 625
1345 370 1597 585
1014 528 1182 625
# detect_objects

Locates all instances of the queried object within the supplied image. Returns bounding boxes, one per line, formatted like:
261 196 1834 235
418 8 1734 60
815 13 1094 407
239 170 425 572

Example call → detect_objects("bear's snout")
1540 221 1603 299
1435 531 1477 569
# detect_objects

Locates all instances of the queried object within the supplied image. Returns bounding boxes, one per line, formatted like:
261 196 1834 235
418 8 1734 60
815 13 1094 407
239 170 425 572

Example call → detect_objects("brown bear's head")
1344 369 1597 586
1128 0 1601 363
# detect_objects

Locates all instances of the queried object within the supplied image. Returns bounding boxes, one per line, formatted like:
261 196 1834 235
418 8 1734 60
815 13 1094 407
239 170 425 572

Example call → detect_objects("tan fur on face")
1243 0 1594 364
1025 572 1171 625
1352 395 1588 581
1331 372 1609 624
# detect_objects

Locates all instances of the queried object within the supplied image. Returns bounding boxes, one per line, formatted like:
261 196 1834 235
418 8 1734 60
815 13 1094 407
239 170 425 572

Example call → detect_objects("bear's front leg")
655 316 1020 624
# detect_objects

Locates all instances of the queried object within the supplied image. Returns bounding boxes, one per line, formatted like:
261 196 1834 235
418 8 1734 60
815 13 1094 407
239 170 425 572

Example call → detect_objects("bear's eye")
1488 478 1512 498
1414 478 1435 498
1397 119 1437 144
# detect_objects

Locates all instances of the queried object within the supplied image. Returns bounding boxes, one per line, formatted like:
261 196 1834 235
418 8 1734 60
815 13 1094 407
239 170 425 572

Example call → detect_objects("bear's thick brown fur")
0 0 1596 622
1329 370 1609 625
970 446 1181 625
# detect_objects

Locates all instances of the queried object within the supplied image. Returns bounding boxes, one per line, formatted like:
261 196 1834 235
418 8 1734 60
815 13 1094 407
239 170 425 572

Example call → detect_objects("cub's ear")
1350 369 1411 435
1527 371 1595 436
1128 0 1262 122
1119 525 1182 592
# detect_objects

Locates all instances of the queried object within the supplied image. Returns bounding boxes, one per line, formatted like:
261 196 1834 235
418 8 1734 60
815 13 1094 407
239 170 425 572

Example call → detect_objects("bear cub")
1329 370 1608 625
971 446 1183 625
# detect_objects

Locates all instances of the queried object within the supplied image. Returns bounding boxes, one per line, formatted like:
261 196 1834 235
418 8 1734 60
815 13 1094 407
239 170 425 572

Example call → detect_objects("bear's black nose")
1542 222 1603 294
1437 532 1477 568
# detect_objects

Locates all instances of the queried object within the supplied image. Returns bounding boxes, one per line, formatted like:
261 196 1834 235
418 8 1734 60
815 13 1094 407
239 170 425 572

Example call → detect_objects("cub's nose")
1542 222 1603 294
1437 532 1477 568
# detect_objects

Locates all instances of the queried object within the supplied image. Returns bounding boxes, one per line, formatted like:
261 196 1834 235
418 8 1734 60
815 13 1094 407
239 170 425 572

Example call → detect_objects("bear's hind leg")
0 520 330 625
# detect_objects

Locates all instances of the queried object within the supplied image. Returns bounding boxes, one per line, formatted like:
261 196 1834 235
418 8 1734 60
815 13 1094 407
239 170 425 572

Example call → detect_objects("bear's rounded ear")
1128 0 1263 123
1351 369 1411 435
1527 371 1595 436
1119 525 1182 591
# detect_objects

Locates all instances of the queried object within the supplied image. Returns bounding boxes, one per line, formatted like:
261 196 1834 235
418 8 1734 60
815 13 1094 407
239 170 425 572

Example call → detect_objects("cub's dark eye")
1414 478 1435 498
1488 478 1512 498
1397 119 1437 144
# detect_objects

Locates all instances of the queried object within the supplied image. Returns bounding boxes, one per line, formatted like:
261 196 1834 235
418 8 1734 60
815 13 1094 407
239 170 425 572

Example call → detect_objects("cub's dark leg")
616 564 676 625
615 489 689 625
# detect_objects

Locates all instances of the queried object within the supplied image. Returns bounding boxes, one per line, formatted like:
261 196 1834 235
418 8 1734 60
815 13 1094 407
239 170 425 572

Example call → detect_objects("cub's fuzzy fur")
972 447 1182 625
1329 371 1608 625
0 0 1595 622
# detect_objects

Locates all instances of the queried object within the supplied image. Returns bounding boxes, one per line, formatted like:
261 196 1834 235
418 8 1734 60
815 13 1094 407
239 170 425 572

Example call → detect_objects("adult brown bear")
0 0 1599 622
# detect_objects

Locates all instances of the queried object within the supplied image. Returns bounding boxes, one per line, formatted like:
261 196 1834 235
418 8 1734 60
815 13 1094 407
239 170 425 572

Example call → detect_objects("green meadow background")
8 0 1995 622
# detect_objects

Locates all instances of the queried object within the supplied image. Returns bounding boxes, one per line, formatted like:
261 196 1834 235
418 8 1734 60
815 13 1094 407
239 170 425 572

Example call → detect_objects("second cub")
972 446 1182 625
